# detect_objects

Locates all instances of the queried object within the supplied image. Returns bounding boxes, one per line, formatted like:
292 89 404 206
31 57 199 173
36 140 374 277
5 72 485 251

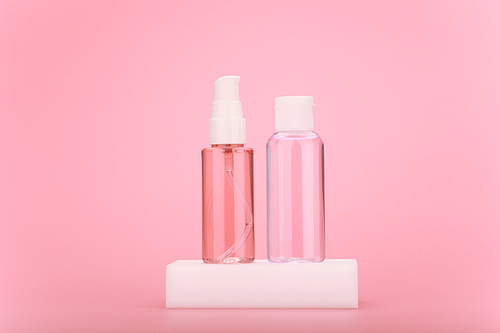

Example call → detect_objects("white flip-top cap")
209 76 246 144
275 96 314 131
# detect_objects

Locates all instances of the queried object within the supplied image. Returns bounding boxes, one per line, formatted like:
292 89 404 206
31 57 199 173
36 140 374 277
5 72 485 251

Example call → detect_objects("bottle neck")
211 144 244 148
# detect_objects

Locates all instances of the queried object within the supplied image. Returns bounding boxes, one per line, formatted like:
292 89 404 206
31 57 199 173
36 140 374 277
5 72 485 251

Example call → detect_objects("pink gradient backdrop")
1 0 499 332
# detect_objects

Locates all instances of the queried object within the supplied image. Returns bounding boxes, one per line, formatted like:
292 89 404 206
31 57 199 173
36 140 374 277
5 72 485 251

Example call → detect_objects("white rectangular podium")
165 260 358 308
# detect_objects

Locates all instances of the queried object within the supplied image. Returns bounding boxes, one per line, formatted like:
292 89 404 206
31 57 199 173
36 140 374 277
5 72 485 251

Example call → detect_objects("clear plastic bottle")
202 145 254 263
267 96 325 263
202 76 254 264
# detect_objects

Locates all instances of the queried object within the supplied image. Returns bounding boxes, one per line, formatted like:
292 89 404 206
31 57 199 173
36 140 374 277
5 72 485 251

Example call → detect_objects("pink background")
1 0 499 332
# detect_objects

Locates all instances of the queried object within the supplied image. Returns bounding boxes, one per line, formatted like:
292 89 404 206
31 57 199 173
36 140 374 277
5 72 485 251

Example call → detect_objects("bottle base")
268 257 325 263
203 257 255 264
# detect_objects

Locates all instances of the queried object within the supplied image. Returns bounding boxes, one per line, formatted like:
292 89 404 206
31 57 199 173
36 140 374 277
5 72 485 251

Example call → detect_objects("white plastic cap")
209 76 246 144
275 96 314 131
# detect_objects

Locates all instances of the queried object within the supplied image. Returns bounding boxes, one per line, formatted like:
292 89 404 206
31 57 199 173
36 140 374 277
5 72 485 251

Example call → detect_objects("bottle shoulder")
267 130 323 143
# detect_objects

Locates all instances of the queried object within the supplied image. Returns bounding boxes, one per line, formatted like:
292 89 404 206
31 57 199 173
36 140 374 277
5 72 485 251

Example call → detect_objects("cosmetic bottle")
267 96 325 263
202 76 255 264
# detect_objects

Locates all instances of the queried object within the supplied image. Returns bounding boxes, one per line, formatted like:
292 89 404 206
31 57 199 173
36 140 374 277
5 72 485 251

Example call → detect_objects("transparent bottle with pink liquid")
202 76 254 264
267 96 325 263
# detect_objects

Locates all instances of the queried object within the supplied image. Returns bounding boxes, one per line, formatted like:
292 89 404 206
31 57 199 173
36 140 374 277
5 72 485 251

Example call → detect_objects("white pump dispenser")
209 76 246 145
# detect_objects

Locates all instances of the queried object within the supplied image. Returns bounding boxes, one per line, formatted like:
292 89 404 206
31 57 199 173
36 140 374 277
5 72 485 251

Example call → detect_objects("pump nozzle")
209 75 246 144
214 76 240 102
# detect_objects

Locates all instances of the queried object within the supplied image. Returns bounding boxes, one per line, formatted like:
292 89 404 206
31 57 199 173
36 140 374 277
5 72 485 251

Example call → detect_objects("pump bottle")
267 96 325 263
202 76 255 264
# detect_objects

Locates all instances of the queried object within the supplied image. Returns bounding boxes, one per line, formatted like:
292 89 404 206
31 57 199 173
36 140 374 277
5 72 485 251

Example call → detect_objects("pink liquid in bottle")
267 97 325 263
202 145 254 264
